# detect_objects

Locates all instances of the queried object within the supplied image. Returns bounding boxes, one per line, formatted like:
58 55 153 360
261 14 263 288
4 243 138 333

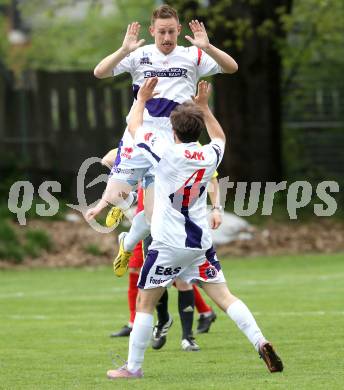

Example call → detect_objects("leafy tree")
282 0 344 90
8 0 155 70
170 0 344 180
281 0 344 180
169 0 293 181
0 0 10 63
2 0 343 181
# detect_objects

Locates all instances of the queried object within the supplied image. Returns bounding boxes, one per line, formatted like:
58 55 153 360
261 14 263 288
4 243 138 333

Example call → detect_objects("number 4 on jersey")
169 169 206 248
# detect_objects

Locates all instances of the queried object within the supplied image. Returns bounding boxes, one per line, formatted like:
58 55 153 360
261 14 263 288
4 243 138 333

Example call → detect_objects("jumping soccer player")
106 78 283 379
86 4 238 275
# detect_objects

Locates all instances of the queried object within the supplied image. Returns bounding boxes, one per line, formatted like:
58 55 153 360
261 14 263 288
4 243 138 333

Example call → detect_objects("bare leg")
103 179 135 213
202 282 266 351
136 287 166 314
201 282 238 310
143 182 154 223
123 183 154 250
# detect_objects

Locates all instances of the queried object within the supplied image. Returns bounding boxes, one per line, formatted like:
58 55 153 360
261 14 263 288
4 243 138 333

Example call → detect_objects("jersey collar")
154 44 179 57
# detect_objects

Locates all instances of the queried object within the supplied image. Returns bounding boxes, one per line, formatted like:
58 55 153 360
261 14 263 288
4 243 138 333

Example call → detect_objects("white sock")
123 210 150 251
116 191 135 211
226 300 267 351
127 312 153 372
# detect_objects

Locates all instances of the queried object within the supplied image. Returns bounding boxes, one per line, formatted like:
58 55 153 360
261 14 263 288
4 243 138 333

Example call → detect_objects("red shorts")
128 186 144 269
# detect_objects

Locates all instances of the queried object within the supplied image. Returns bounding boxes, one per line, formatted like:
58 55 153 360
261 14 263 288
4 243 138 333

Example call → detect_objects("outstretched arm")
94 22 145 79
128 77 159 138
192 81 226 143
185 20 238 74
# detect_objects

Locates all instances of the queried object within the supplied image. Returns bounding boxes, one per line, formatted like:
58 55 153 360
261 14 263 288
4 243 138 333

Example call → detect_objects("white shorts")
109 166 154 189
138 241 226 289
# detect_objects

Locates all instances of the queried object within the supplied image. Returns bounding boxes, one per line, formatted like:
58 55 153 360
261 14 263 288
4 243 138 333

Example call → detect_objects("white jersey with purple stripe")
134 126 225 250
111 44 223 170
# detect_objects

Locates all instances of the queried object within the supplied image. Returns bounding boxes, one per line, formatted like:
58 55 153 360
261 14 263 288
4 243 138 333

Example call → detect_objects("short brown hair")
170 102 205 143
151 4 179 25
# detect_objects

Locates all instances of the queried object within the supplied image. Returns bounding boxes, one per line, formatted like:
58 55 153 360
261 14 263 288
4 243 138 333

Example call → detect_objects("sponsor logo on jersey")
149 276 172 285
205 266 217 279
144 133 156 147
140 57 152 65
140 51 152 65
155 265 182 276
144 68 188 78
144 132 153 141
198 259 219 280
184 150 205 160
121 147 133 159
110 167 135 175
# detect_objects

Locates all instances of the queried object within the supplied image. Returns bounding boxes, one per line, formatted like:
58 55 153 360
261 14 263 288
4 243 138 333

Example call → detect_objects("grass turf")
1 253 343 389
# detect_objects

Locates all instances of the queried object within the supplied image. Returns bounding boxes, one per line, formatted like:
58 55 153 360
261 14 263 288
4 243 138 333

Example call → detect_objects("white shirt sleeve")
112 52 135 76
195 47 223 77
209 138 225 168
134 126 169 167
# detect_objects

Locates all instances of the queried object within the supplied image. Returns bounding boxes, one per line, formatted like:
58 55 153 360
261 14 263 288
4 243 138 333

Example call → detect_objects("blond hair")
151 4 179 25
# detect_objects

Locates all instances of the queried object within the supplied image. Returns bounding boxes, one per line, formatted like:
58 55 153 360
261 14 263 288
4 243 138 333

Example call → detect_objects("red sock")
128 272 139 324
193 284 211 314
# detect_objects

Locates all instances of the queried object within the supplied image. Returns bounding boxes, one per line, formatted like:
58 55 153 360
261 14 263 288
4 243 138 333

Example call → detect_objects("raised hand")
192 80 211 108
185 20 210 50
122 22 145 54
137 77 159 102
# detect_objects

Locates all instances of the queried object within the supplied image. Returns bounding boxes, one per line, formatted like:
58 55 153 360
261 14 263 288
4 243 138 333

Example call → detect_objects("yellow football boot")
113 233 132 277
106 207 124 228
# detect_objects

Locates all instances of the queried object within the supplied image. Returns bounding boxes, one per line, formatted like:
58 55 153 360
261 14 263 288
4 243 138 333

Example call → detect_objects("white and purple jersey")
134 126 225 250
113 44 223 129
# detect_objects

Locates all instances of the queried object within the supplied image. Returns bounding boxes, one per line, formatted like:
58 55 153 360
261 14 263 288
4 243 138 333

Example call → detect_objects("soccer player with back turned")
106 78 284 379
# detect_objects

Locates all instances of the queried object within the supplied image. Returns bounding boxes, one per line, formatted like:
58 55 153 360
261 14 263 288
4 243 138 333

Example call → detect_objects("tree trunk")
213 41 283 182
210 0 292 181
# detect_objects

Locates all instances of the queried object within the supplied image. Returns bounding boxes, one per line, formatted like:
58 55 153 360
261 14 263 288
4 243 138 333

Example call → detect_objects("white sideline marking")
3 312 343 321
0 287 126 299
3 314 128 321
253 311 344 316
0 292 25 298
7 314 48 320
236 273 344 286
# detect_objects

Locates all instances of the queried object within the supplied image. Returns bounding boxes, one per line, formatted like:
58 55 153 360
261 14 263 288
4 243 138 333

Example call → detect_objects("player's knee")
101 157 110 167
136 297 155 313
219 292 238 311
103 180 132 207
137 304 155 313
111 190 131 206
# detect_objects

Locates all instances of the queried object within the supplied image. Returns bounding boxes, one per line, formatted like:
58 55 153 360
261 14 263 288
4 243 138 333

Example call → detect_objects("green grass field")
1 253 344 390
